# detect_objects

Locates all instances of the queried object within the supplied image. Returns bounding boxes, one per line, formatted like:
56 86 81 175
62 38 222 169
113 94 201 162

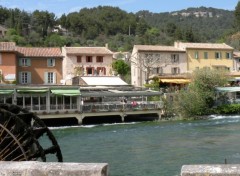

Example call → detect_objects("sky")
0 0 239 17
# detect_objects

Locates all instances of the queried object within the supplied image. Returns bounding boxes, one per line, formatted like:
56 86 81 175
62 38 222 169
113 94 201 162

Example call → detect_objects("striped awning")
160 79 191 84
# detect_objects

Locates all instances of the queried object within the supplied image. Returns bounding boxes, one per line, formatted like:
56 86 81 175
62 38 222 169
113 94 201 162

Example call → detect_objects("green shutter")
18 72 22 84
19 59 22 66
44 72 48 84
27 72 31 84
27 58 31 66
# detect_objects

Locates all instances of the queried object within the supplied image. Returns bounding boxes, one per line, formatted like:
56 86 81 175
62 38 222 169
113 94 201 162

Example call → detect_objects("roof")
178 42 233 50
0 42 16 52
64 47 113 55
80 76 128 86
233 51 240 58
16 47 62 57
133 45 185 52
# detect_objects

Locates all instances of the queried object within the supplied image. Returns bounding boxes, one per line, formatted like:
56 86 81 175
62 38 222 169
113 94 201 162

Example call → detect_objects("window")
19 58 31 66
47 58 55 67
194 51 199 59
86 67 94 75
86 56 92 62
44 72 56 84
215 52 222 59
77 56 82 63
226 52 232 59
152 67 163 74
204 52 208 59
96 56 103 62
172 67 180 74
19 72 31 84
171 54 179 63
97 67 106 75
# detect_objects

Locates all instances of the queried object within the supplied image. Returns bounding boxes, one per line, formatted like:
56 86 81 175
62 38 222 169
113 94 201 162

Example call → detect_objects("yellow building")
174 42 234 72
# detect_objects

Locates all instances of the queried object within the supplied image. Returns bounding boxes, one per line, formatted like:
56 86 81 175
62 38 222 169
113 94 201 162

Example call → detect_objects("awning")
215 87 240 92
0 89 14 95
17 88 49 93
51 89 81 96
160 79 191 84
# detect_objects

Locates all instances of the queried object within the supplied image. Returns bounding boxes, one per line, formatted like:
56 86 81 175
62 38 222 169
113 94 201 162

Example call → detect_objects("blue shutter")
47 59 50 67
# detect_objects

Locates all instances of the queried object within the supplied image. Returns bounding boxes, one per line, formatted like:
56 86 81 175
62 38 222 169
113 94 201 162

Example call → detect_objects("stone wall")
181 164 240 176
0 161 108 176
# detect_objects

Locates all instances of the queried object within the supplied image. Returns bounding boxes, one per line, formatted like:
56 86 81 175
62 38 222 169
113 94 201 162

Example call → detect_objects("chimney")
105 43 108 49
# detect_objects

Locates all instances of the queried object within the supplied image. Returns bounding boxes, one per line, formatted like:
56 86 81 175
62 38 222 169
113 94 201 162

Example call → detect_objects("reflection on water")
46 115 240 176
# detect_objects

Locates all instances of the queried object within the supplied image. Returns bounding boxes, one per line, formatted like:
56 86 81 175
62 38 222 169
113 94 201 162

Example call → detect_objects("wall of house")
186 49 234 71
17 57 62 84
130 49 187 87
62 48 113 81
0 52 17 82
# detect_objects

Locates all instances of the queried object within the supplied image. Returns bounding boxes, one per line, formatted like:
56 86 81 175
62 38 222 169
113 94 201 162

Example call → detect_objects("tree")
175 68 229 119
131 52 172 85
112 59 130 78
234 1 240 31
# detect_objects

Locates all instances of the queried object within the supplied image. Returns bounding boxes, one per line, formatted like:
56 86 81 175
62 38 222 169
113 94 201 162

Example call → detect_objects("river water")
48 115 240 176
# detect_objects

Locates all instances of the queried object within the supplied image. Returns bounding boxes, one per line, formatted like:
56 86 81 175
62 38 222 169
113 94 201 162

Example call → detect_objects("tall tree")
234 1 240 31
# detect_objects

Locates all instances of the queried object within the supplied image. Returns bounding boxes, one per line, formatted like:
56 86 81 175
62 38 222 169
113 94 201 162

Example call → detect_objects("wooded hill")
0 5 236 51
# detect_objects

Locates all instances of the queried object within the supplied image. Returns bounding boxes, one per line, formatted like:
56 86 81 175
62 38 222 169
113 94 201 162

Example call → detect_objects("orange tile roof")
65 47 113 55
16 47 62 57
0 42 16 51
134 45 185 52
179 42 233 50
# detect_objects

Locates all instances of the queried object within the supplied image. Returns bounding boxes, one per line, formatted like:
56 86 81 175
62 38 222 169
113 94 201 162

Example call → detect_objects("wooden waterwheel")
0 104 63 162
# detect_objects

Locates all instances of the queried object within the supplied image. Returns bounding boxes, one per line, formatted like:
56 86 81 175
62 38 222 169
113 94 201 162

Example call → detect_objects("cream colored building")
174 41 234 72
62 46 113 84
131 45 186 87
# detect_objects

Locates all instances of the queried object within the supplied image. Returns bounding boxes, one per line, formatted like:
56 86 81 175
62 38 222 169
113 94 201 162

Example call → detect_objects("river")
46 115 240 176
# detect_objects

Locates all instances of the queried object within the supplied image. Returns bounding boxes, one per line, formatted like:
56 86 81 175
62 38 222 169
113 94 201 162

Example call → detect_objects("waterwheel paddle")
0 103 63 162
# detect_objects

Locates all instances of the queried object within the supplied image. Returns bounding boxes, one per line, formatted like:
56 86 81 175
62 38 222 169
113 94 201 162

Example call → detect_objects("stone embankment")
0 161 108 176
181 164 240 176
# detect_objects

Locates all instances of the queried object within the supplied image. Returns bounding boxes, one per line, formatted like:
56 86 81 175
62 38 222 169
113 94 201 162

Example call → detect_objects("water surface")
48 115 240 176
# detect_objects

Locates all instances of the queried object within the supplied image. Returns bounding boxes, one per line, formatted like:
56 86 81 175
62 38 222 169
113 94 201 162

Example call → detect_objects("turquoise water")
49 115 240 176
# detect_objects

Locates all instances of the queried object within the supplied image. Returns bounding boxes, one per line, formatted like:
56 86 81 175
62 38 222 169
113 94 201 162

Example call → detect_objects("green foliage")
175 68 229 119
112 59 130 76
0 5 237 49
213 104 240 114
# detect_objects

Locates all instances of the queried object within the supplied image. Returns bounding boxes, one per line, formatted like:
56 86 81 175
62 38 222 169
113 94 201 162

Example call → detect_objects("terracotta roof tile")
177 42 233 50
16 47 62 57
65 47 113 55
0 42 16 51
134 45 184 52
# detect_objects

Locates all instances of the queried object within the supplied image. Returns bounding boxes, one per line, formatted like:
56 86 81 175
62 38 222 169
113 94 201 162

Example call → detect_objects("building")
0 42 17 83
16 47 63 85
61 46 113 84
131 45 186 87
174 41 234 72
0 25 7 38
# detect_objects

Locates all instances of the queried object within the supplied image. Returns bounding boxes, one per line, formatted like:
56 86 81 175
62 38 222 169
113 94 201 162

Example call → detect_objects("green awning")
0 89 14 95
17 88 49 93
51 89 81 96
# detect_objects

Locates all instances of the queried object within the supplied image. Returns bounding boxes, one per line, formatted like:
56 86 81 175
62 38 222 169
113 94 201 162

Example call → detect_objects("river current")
47 115 240 176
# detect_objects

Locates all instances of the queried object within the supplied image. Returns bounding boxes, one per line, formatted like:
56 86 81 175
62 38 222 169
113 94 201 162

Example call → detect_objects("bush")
213 104 240 114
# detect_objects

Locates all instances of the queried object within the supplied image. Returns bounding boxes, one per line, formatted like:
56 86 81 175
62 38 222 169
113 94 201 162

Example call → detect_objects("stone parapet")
0 161 108 176
181 164 240 176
